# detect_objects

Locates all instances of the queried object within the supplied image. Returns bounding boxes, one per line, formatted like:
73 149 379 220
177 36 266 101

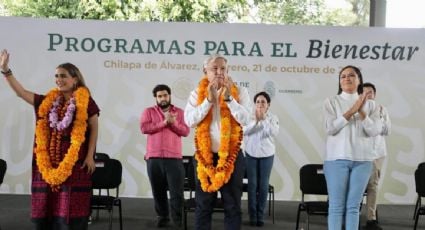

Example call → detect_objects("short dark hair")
254 91 271 104
337 65 363 95
152 84 171 97
363 82 376 94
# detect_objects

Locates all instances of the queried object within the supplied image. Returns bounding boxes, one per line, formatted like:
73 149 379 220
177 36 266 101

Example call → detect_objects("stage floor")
0 194 420 229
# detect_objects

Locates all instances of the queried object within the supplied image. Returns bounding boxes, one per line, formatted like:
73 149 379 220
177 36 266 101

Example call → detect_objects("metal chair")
0 159 7 230
182 156 196 230
91 157 123 230
95 152 110 161
182 156 225 230
413 162 425 230
0 159 6 185
91 152 111 221
295 164 328 230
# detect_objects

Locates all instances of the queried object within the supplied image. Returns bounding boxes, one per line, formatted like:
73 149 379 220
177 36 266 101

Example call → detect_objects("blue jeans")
245 154 274 223
193 151 245 230
324 160 372 230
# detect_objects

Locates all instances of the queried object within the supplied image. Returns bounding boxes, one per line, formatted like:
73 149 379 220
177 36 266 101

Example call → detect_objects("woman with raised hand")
1 49 100 230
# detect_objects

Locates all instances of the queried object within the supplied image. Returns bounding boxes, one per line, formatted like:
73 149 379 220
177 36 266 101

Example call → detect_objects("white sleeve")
184 89 212 128
261 113 279 138
361 100 383 137
226 86 252 126
380 105 391 136
323 97 348 136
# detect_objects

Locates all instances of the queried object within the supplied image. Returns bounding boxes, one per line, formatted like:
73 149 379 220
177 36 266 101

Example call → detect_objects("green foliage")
0 0 369 26
252 0 328 25
1 0 80 18
346 0 369 26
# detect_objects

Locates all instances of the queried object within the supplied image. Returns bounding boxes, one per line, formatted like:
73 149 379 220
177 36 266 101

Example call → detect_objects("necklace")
49 96 76 131
35 87 90 187
194 77 243 192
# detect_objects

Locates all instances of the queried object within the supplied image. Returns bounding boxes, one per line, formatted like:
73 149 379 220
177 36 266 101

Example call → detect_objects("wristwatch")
224 96 233 102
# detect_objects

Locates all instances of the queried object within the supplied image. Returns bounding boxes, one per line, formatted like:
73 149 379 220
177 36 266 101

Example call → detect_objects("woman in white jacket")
323 65 382 230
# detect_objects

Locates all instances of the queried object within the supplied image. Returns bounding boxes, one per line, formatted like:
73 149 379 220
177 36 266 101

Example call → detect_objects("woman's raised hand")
0 49 10 72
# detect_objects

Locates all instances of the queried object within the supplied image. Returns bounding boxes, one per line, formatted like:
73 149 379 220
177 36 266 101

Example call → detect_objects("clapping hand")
220 75 234 99
207 78 220 102
207 74 235 102
349 91 372 120
164 111 177 125
256 107 267 121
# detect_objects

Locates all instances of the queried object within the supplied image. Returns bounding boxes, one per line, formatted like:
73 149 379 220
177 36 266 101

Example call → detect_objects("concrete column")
370 0 387 27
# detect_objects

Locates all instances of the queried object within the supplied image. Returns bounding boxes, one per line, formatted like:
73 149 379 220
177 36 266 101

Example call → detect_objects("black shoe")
249 220 256 226
174 220 182 229
156 216 170 228
256 221 264 227
363 220 382 230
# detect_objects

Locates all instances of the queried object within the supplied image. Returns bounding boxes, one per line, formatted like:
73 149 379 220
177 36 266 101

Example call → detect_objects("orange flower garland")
194 77 243 192
35 87 89 187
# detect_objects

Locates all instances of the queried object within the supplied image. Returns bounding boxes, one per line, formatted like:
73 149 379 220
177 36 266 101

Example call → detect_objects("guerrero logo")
172 77 194 100
263 81 276 99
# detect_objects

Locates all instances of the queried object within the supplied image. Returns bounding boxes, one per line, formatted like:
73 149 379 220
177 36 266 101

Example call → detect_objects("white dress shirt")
323 92 383 161
184 86 251 153
243 111 279 158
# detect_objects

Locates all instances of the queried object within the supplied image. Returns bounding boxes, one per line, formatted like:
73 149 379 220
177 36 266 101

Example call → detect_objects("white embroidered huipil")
323 92 383 161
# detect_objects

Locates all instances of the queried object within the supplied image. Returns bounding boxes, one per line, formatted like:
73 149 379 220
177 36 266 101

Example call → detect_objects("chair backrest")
415 162 425 196
0 159 6 185
241 168 248 193
92 158 122 189
182 156 196 191
299 164 328 195
95 152 110 161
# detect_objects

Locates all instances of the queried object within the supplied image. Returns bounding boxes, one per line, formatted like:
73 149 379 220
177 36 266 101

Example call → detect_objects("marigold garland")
35 87 90 187
194 77 243 192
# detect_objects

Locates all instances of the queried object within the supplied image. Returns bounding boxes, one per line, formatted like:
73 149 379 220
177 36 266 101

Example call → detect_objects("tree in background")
346 0 369 26
0 0 369 26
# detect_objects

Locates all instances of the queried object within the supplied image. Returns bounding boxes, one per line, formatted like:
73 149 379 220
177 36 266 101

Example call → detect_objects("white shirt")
372 105 391 158
184 86 251 153
243 111 279 158
323 92 383 161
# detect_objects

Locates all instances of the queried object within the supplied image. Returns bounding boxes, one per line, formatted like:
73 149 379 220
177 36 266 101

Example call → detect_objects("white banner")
0 16 424 204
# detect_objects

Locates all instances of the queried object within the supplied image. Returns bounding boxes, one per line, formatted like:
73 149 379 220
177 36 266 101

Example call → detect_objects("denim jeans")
193 151 245 230
324 160 372 230
245 154 274 223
